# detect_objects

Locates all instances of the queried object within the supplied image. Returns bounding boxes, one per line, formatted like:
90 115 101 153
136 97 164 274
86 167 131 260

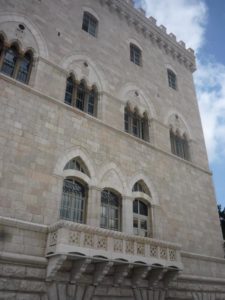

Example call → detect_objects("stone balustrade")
46 220 183 269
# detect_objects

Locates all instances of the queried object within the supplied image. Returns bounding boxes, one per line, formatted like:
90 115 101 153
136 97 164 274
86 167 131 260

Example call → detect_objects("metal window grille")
60 179 85 223
76 83 85 111
100 190 120 231
88 91 95 115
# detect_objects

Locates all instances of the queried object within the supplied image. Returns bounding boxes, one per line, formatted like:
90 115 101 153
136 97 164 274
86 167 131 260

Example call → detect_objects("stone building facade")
0 0 225 299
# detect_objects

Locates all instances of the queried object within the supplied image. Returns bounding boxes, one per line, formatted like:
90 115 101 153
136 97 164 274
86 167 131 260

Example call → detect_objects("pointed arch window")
100 189 121 231
170 129 190 160
64 157 90 177
133 199 150 237
64 75 74 105
132 180 151 197
60 178 86 223
1 46 18 77
17 51 32 83
124 105 149 141
64 77 98 117
0 39 33 84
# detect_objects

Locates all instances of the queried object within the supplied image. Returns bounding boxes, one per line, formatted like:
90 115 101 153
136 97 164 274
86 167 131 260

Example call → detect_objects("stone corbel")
114 263 133 286
162 268 180 288
46 254 67 281
148 267 167 287
93 261 114 286
70 258 92 284
132 266 152 287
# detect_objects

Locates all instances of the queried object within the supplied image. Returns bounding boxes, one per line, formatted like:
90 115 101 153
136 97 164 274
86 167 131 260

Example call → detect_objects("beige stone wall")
0 1 225 298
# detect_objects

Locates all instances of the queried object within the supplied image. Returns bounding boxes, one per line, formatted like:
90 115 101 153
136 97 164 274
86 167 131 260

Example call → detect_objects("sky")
134 0 225 208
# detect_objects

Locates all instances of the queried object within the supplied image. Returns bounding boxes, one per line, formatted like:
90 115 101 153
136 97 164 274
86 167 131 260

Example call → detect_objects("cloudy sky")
134 0 225 207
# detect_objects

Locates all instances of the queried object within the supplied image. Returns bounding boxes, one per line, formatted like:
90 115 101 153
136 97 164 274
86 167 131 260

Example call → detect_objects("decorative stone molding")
98 0 196 72
46 220 183 269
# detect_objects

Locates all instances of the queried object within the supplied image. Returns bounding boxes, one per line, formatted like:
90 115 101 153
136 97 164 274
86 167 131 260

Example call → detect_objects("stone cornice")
99 0 196 73
0 251 48 266
0 216 48 233
181 251 225 264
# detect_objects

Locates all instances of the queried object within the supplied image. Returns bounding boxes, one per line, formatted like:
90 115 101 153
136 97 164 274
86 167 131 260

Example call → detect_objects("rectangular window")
130 44 142 66
82 12 98 37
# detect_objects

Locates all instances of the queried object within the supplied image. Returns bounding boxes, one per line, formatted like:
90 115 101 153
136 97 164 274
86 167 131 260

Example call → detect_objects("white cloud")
137 0 225 163
195 61 225 162
140 0 207 51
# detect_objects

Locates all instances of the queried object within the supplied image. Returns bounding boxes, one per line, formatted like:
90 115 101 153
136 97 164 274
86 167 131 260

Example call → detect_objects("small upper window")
82 12 98 37
167 69 177 90
130 43 142 66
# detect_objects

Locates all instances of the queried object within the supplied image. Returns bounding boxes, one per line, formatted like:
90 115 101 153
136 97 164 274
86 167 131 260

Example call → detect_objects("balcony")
46 220 182 288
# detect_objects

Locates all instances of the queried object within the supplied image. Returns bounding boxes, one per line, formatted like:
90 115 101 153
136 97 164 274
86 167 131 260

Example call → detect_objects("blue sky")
134 0 225 208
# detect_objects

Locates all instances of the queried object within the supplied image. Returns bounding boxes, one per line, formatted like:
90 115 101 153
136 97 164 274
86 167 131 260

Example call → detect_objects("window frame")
170 129 190 160
133 199 150 237
130 43 142 66
100 189 121 231
60 178 87 224
82 12 98 37
167 69 177 90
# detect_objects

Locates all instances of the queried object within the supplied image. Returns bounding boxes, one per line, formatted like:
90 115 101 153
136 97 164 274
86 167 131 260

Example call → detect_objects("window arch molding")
53 149 96 185
0 14 48 58
129 174 159 206
164 111 192 140
97 162 127 196
127 38 143 53
117 82 157 120
82 7 100 23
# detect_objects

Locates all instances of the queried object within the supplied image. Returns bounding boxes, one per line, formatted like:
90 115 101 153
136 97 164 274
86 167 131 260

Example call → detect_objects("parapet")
99 0 196 72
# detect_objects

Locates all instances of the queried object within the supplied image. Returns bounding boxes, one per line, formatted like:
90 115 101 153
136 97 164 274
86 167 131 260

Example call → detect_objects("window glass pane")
76 83 85 111
60 179 85 223
168 70 176 89
133 200 138 213
100 190 120 231
82 12 97 37
1 47 17 77
133 218 138 228
65 77 74 105
88 90 96 115
17 53 31 83
140 220 147 230
130 44 141 66
124 109 129 132
139 201 148 216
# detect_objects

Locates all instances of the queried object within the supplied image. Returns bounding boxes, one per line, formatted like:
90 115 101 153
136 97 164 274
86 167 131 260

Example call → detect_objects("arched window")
60 178 87 223
167 69 177 90
88 86 98 116
1 45 18 77
100 189 121 231
124 105 149 141
133 199 150 237
170 129 189 160
64 157 90 177
17 51 32 83
132 180 151 197
64 77 98 117
82 12 98 37
0 39 33 84
64 75 74 105
130 43 142 66
76 80 86 111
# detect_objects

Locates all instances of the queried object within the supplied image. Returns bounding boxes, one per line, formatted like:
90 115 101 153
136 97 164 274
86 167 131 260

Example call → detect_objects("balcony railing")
46 220 182 269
